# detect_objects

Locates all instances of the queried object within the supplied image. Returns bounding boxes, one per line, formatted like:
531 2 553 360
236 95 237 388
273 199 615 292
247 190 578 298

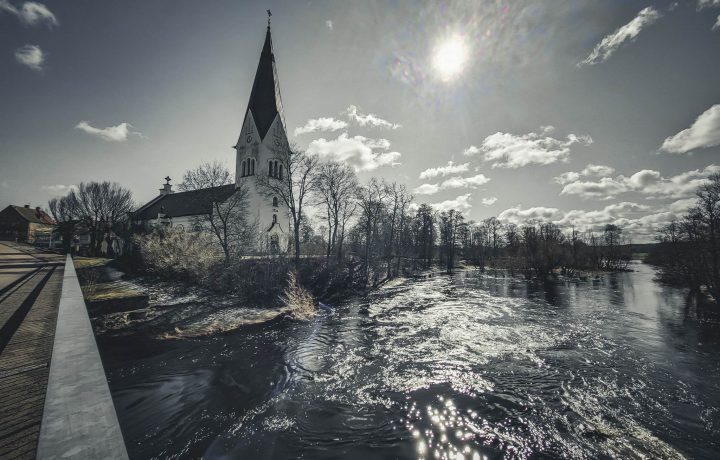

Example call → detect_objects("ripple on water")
102 266 720 459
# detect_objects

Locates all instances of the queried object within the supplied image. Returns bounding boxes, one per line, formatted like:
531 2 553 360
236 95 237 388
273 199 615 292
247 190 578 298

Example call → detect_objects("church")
131 16 291 252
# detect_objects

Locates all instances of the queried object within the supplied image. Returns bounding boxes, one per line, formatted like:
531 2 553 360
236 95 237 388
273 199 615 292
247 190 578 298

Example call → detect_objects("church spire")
244 11 285 140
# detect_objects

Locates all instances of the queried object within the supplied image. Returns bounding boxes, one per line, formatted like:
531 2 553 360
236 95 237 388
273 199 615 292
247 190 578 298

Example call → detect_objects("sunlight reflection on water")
99 262 720 459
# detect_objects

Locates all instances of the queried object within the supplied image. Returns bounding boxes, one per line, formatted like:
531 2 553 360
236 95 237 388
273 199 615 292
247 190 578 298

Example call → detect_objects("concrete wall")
37 255 128 460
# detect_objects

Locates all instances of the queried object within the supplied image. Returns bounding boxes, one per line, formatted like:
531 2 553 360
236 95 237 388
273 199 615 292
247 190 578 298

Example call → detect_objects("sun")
432 35 469 82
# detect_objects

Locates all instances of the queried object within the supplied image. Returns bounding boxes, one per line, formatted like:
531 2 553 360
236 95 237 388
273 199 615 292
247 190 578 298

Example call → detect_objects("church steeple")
244 12 285 141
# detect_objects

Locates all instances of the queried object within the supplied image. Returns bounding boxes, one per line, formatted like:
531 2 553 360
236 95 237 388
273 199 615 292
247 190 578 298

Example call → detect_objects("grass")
73 257 111 270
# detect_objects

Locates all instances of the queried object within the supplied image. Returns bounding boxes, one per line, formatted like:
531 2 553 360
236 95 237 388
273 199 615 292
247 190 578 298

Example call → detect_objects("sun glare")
432 35 468 82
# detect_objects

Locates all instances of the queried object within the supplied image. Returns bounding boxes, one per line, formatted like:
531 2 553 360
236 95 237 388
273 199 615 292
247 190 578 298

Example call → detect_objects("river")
95 261 720 459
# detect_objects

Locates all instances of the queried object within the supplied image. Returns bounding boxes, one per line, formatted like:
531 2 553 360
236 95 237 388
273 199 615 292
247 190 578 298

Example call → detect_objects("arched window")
250 159 255 175
272 197 278 207
279 164 283 180
268 160 273 177
241 161 246 177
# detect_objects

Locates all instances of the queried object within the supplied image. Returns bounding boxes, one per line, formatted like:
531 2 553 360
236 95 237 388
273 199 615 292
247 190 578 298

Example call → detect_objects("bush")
280 271 316 320
133 228 222 282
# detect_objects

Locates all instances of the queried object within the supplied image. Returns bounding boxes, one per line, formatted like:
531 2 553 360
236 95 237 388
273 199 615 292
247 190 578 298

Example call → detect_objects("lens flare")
432 35 469 81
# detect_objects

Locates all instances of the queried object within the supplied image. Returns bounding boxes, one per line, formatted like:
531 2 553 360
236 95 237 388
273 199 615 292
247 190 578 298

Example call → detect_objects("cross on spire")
267 9 272 28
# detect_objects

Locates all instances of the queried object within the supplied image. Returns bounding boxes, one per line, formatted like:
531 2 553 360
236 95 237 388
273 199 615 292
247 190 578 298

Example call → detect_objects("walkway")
0 242 64 459
0 242 127 459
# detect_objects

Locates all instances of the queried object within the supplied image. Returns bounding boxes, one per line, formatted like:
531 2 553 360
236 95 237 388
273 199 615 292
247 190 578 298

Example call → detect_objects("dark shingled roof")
244 26 285 141
132 184 236 220
6 205 56 225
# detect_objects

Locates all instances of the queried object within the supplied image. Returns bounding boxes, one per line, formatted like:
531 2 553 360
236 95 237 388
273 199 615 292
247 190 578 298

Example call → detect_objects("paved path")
36 255 128 460
0 242 64 459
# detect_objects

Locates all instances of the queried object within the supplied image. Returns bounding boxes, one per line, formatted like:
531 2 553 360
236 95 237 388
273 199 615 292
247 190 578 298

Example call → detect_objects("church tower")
234 14 290 252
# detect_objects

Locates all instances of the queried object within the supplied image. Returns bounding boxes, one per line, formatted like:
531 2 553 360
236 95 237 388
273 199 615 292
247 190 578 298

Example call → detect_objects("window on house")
268 160 273 177
250 159 255 175
279 164 283 180
272 214 277 223
272 197 278 207
241 161 246 177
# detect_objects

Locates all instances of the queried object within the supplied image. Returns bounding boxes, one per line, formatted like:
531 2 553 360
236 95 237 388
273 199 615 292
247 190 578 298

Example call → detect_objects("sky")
1 0 719 242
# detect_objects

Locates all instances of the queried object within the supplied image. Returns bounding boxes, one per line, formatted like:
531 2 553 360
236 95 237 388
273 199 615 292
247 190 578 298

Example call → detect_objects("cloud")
560 176 629 199
481 197 498 206
476 127 592 169
498 202 663 241
75 121 142 142
414 173 490 195
326 19 333 30
699 0 720 8
419 161 470 179
714 15 720 30
498 205 564 225
559 165 720 199
431 193 472 213
413 183 440 195
579 7 661 66
346 105 401 130
14 44 44 71
440 173 490 189
294 117 348 136
0 1 57 26
553 164 615 185
463 145 480 156
307 132 401 172
555 202 650 230
660 104 720 154
41 184 77 195
667 197 697 213
581 164 615 177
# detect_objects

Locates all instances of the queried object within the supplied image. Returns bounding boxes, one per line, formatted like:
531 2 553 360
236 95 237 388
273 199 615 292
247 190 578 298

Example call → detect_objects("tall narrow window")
251 159 255 175
272 214 277 223
279 165 283 180
268 160 272 177
272 197 278 207
241 161 246 177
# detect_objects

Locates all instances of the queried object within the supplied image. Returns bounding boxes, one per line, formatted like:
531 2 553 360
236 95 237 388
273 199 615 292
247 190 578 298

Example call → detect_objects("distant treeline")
49 151 637 305
648 173 720 306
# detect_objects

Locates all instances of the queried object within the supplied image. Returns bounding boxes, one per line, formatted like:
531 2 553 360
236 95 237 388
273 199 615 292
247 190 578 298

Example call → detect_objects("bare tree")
179 161 253 261
438 210 465 274
315 161 359 261
51 182 134 255
48 194 81 253
384 182 413 278
356 178 388 284
256 145 318 264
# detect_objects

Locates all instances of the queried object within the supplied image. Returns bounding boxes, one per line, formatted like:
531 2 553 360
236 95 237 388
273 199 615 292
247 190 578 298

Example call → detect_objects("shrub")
280 271 316 320
133 228 222 282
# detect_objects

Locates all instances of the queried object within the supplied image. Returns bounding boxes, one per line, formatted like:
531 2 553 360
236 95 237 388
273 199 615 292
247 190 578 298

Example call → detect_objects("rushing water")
96 262 720 459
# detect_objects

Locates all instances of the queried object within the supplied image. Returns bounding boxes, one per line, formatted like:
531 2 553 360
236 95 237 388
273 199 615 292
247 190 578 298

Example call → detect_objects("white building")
132 19 291 253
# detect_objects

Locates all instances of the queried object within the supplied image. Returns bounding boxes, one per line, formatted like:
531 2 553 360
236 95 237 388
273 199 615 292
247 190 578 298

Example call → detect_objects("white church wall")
234 110 291 251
